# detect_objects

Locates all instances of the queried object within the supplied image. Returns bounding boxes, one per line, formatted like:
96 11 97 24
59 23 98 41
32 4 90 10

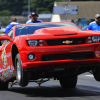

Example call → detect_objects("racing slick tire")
93 67 100 81
15 53 29 87
0 81 8 90
59 76 77 88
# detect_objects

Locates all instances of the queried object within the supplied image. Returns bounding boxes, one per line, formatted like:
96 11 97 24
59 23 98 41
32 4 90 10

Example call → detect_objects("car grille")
46 37 85 45
41 52 95 61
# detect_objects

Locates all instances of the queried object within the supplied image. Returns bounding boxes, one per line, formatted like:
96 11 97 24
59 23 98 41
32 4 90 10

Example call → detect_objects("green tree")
0 0 24 15
0 0 98 15
0 10 12 16
30 0 61 13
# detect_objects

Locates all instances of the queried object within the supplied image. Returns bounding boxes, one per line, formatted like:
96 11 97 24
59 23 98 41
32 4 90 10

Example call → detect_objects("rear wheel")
59 76 77 88
15 53 29 87
0 81 8 90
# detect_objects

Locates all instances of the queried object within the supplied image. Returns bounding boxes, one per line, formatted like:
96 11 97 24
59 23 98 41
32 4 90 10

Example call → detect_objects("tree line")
0 0 98 16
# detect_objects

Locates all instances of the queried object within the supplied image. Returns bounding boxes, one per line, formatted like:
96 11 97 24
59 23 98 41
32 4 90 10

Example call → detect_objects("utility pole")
63 0 71 22
65 3 68 22
36 8 38 14
28 0 30 20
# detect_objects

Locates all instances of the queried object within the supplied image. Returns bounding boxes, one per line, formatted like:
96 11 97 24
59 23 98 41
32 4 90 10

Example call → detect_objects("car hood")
33 27 79 36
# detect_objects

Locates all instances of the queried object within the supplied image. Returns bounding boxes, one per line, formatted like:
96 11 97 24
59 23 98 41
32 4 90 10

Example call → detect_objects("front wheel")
59 76 77 88
15 53 29 87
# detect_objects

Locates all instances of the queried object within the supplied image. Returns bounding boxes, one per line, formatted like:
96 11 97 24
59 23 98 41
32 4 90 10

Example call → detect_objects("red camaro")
0 22 100 90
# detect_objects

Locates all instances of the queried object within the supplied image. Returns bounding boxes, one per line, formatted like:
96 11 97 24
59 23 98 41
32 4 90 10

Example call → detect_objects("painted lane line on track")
85 75 93 77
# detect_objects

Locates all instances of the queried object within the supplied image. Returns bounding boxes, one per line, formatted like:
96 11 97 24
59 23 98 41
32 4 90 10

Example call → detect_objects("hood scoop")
53 27 78 36
54 33 77 36
34 27 79 36
39 27 79 36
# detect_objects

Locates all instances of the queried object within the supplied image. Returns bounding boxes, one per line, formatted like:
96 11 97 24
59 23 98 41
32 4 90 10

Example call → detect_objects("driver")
26 12 42 24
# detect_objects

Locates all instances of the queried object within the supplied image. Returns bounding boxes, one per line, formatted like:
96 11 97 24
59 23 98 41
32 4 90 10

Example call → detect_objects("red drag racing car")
0 22 100 90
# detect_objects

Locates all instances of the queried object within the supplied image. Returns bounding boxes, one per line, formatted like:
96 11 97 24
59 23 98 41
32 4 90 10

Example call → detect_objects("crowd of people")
5 12 100 34
5 12 42 34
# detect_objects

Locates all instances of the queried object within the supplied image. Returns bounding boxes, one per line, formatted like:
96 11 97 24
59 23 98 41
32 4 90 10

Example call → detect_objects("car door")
0 45 4 80
0 30 15 82
0 39 12 82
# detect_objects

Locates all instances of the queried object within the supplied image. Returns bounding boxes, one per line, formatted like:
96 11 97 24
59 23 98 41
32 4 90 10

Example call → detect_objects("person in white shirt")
6 18 19 34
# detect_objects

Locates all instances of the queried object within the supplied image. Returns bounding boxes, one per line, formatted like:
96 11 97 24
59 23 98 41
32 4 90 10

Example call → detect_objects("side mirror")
0 34 11 41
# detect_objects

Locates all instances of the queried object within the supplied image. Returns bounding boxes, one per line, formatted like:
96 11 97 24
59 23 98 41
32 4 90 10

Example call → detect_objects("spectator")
6 18 19 34
87 14 100 31
26 12 42 24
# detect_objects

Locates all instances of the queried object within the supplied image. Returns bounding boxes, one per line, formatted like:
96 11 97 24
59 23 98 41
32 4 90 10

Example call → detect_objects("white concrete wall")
51 14 61 22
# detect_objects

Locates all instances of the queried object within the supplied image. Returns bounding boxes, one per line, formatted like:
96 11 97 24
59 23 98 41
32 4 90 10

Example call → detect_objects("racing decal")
0 73 1 77
2 49 7 68
0 41 15 82
1 41 10 68
0 65 15 82
10 65 15 71
6 53 11 57
0 77 6 82
0 68 2 77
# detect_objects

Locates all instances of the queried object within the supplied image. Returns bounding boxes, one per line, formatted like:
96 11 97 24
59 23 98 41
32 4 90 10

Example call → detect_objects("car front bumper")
19 43 100 70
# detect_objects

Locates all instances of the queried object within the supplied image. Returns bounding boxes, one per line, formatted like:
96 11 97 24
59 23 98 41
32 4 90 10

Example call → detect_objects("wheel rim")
17 61 21 81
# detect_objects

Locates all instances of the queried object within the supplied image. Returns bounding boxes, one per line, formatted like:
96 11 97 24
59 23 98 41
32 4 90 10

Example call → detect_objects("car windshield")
15 23 82 36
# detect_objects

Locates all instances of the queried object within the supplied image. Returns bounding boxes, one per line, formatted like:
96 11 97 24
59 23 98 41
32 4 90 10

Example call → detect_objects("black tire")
15 53 29 87
59 76 77 88
0 81 8 90
93 67 100 81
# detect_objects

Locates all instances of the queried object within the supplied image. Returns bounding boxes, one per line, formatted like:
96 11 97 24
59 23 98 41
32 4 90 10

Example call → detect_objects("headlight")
27 39 45 46
27 40 39 46
92 36 100 43
87 36 100 43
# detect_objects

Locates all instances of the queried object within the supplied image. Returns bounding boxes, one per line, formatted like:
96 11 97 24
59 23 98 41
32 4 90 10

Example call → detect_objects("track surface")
0 72 100 100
